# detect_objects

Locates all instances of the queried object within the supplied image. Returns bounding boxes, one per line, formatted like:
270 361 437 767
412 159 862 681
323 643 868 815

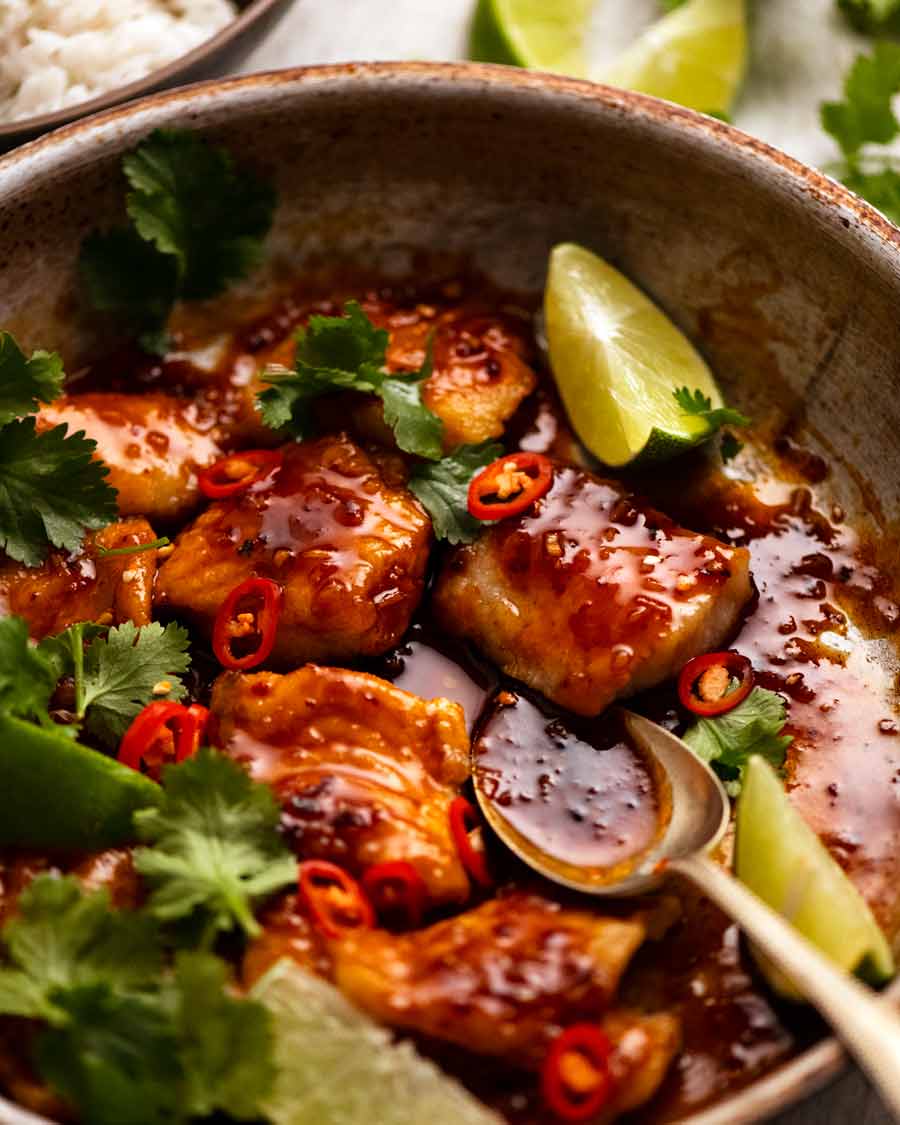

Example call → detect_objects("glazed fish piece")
432 463 752 716
0 518 157 638
209 664 471 905
243 887 680 1117
155 434 431 665
165 292 538 450
332 890 649 1058
355 296 539 450
39 391 223 522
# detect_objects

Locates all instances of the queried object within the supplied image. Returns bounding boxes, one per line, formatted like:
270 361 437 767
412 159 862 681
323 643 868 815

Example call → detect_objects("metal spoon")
473 710 900 1119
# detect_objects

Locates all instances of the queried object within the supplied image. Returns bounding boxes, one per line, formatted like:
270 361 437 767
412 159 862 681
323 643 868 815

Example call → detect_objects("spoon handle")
672 852 900 1119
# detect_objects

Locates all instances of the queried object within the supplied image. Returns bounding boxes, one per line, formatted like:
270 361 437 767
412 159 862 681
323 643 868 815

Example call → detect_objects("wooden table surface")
239 3 894 1122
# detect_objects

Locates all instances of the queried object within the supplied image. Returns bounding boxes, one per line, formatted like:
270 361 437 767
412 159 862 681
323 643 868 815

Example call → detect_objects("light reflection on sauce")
368 621 497 734
652 468 900 936
475 693 664 876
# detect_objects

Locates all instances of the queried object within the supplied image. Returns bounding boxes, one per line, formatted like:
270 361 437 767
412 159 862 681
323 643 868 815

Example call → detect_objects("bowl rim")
0 0 289 141
0 59 898 1125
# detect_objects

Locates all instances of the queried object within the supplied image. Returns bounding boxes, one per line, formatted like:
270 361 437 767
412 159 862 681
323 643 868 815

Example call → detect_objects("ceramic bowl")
0 61 898 1125
0 0 296 150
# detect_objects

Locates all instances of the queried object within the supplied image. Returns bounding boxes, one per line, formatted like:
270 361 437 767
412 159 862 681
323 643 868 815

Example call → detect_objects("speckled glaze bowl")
0 0 296 150
0 62 898 1125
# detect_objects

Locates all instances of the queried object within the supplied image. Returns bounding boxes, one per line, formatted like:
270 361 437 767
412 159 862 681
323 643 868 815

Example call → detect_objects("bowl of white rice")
0 0 294 148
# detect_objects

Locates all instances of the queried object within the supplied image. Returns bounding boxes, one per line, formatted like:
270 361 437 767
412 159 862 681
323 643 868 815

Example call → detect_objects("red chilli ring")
677 651 754 717
197 449 283 500
467 452 554 522
297 860 375 940
541 1024 615 1122
449 796 492 887
117 700 202 774
212 576 283 671
362 861 428 929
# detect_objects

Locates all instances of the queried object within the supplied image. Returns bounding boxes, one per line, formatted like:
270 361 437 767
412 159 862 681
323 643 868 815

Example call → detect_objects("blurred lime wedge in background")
544 241 726 467
736 756 894 1000
468 0 592 74
597 0 747 116
0 714 159 849
254 959 502 1125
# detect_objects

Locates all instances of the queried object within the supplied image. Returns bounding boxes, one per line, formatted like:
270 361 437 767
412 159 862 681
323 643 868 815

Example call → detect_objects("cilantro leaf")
409 441 503 544
172 952 275 1120
822 42 900 160
80 129 275 354
0 877 277 1124
123 130 276 301
683 687 793 794
0 417 117 566
0 615 60 726
257 301 445 459
0 333 64 427
295 299 389 373
674 386 750 431
134 748 297 941
838 0 900 35
6 618 190 747
0 875 161 1024
36 984 182 1125
77 621 190 746
380 339 444 461
79 227 178 354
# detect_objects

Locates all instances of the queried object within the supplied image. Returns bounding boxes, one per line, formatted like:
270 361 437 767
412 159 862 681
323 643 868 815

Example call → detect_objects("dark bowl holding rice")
0 0 295 151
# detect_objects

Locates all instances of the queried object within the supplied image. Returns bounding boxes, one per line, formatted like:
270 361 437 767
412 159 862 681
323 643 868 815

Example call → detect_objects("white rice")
0 0 238 124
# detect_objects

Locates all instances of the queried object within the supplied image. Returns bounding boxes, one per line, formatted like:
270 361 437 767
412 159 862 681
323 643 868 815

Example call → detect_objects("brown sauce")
474 693 665 877
37 277 900 1122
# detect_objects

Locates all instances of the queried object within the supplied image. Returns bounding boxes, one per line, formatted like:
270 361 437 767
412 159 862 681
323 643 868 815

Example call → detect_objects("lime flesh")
468 0 592 74
544 241 725 467
597 0 748 116
253 959 502 1125
735 756 894 1000
0 714 159 849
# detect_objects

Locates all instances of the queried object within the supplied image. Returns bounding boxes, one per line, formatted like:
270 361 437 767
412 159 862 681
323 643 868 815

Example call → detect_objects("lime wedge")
736 756 894 1000
253 959 502 1125
544 241 726 467
0 714 159 850
597 0 747 117
468 0 592 74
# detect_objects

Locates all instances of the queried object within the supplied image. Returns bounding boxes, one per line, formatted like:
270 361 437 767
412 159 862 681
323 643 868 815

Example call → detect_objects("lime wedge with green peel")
597 0 747 117
544 241 728 467
0 714 159 849
468 0 592 74
253 959 502 1125
736 756 894 1000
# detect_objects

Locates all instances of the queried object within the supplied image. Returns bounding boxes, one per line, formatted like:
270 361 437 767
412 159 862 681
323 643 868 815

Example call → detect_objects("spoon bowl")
473 709 730 896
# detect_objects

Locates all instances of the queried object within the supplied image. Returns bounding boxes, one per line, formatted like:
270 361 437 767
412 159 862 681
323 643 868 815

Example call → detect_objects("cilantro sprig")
257 301 505 540
0 614 190 747
80 129 276 354
674 386 749 463
134 748 297 942
258 300 445 460
683 686 793 795
0 875 276 1125
0 332 117 566
821 41 900 224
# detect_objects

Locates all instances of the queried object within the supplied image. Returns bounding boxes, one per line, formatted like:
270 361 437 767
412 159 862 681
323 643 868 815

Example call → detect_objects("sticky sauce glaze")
77 279 900 1122
474 693 664 876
